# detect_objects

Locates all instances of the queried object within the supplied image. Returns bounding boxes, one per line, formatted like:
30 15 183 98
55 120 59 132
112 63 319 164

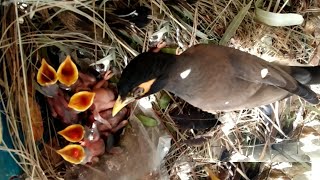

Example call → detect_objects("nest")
1 0 320 179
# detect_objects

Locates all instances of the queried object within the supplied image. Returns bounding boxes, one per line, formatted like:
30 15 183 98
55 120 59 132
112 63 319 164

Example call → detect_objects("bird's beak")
58 124 85 143
68 91 96 112
57 55 79 87
112 96 135 117
36 58 58 86
56 144 86 164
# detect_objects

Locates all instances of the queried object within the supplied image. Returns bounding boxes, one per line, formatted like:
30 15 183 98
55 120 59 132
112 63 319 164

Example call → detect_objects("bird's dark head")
112 51 175 116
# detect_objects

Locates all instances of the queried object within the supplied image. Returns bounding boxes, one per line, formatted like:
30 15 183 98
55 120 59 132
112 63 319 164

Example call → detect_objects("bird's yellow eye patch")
137 78 156 96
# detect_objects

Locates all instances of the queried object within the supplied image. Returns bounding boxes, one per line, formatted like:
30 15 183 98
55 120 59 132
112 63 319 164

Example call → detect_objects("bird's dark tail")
290 66 320 85
294 82 319 104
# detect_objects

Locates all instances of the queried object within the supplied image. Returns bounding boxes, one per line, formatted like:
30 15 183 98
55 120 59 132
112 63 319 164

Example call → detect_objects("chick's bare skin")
96 108 128 133
90 71 116 128
71 72 97 92
47 89 78 124
80 138 105 164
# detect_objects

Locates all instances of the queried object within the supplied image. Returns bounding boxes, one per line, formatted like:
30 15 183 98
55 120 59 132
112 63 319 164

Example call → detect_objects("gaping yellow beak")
112 96 135 117
68 91 96 112
56 144 86 164
57 55 79 87
36 58 58 86
58 124 85 143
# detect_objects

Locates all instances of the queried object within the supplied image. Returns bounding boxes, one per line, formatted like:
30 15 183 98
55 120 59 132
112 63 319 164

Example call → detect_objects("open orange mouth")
58 124 85 142
68 91 95 112
57 55 79 87
56 144 86 164
36 58 58 86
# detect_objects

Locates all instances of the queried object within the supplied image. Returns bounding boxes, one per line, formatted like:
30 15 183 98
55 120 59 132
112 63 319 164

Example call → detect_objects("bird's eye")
132 87 144 97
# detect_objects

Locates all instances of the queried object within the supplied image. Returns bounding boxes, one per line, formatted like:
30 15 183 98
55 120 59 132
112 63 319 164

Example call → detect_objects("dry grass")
0 0 320 179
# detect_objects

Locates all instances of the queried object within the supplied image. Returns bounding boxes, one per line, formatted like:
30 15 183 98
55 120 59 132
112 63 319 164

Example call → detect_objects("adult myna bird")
112 44 320 116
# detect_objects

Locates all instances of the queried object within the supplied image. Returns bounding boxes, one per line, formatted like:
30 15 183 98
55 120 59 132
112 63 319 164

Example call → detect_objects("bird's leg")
92 107 112 129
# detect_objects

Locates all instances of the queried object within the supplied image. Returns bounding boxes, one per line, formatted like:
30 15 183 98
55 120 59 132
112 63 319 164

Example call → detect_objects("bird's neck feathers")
144 52 177 95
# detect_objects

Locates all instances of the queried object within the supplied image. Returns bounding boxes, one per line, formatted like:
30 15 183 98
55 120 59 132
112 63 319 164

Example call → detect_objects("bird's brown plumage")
113 44 319 116
163 44 318 112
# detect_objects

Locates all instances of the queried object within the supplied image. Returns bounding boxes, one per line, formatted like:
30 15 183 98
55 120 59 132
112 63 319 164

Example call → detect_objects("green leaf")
137 114 158 127
219 0 253 46
160 48 178 55
159 92 171 110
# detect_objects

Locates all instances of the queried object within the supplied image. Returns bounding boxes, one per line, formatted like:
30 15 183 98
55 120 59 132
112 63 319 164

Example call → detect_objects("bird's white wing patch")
260 68 269 78
180 69 191 79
